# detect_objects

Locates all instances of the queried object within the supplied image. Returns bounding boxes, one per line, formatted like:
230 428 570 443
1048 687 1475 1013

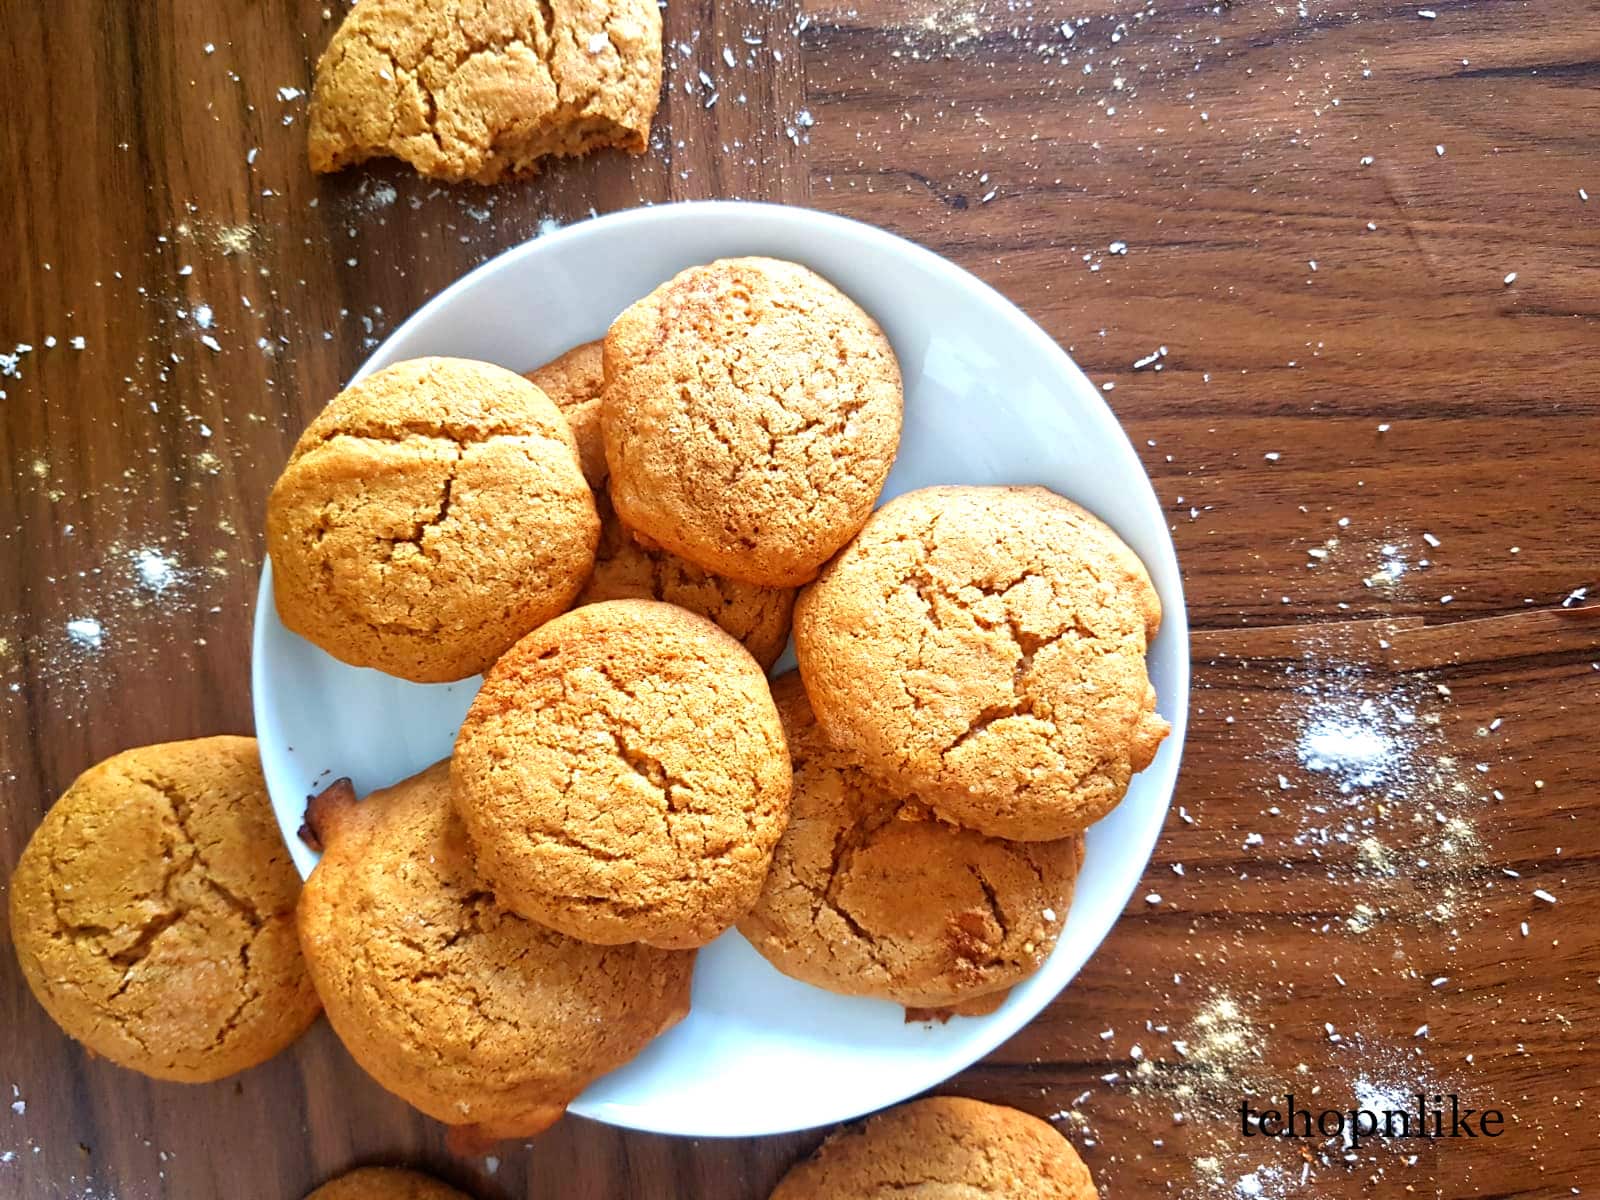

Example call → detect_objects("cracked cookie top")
451 598 792 949
266 357 599 683
297 762 694 1143
602 257 903 588
8 736 319 1083
527 340 607 488
307 0 664 184
577 493 796 670
305 1167 471 1200
770 1096 1098 1200
794 486 1169 841
739 675 1083 1011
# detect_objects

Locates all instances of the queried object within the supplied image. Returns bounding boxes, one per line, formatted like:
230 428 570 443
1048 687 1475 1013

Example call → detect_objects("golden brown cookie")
577 494 795 669
266 357 599 683
8 737 319 1083
602 257 903 587
305 1166 471 1200
308 0 663 184
771 1096 1098 1200
739 675 1083 1011
526 340 607 488
297 763 694 1143
794 486 1168 841
451 599 791 949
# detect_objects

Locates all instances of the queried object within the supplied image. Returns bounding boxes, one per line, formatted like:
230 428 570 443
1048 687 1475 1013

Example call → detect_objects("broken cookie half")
307 0 663 184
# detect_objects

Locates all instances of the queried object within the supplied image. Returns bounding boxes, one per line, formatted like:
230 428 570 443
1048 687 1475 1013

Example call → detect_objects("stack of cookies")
263 254 1168 1139
9 255 1167 1160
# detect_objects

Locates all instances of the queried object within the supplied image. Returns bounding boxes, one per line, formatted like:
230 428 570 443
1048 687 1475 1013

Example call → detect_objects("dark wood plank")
3 0 1598 1196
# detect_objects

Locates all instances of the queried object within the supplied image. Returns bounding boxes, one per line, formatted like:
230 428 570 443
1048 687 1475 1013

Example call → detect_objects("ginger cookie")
267 357 598 684
794 486 1168 842
305 1167 471 1200
308 0 663 184
451 599 791 949
770 1096 1098 1199
297 764 694 1143
524 341 798 663
740 675 1082 1011
8 737 319 1083
578 494 796 669
526 340 607 488
602 257 903 587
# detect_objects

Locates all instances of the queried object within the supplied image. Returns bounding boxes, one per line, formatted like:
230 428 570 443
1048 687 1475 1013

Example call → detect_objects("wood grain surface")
2 0 1598 1197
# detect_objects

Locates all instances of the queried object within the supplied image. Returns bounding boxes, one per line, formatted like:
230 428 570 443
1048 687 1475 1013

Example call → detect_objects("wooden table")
3 1 1597 1196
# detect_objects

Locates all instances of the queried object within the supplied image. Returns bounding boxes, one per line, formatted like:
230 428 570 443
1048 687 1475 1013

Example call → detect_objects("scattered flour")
1297 710 1401 790
133 548 181 595
65 619 104 650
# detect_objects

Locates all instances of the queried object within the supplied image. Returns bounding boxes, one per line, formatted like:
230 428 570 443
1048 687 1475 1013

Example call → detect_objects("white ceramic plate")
251 201 1188 1138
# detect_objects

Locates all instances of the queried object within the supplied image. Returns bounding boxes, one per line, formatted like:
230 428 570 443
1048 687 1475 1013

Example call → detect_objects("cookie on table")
305 1167 471 1200
740 675 1083 1011
308 0 663 184
770 1096 1098 1200
8 737 319 1083
267 357 598 684
452 599 791 948
297 763 694 1143
578 494 796 670
794 486 1168 842
526 340 607 488
602 257 903 587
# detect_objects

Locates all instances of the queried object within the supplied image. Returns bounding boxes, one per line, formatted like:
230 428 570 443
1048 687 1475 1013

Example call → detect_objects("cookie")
522 344 797 665
451 599 791 948
308 0 663 184
297 763 694 1143
794 486 1168 841
739 675 1082 1010
577 494 796 669
267 357 599 683
526 341 607 488
8 737 319 1083
305 1167 471 1200
770 1096 1098 1199
602 257 903 587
